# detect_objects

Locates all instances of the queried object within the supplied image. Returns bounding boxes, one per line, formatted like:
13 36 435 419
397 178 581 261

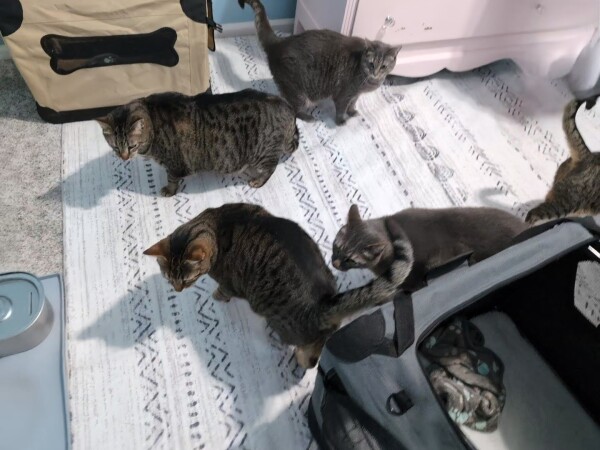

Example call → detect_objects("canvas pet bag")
0 0 219 122
309 219 600 449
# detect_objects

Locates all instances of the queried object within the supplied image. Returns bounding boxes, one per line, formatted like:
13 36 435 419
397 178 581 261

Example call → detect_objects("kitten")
526 95 600 224
332 205 527 304
144 203 389 368
97 89 299 196
238 0 400 125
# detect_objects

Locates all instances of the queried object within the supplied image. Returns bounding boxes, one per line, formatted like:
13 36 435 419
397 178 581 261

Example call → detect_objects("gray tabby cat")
526 95 600 224
238 0 400 125
97 89 298 196
331 205 526 305
143 203 388 368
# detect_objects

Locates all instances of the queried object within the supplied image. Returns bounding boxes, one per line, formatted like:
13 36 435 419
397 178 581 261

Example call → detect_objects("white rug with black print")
62 36 600 449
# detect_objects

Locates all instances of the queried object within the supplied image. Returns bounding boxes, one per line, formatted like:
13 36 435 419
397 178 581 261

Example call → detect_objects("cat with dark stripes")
143 203 389 368
238 0 400 125
526 95 600 224
97 89 299 196
331 205 526 306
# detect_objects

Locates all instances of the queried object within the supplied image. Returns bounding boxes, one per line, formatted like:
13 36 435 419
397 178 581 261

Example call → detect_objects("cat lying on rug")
143 203 391 368
331 205 526 306
239 0 400 125
526 94 600 224
97 89 298 196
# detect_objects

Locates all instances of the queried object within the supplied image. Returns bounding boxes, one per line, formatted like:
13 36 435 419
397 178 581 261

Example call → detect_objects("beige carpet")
0 59 63 275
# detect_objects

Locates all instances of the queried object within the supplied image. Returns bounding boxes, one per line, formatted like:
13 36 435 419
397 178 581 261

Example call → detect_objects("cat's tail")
321 240 414 326
238 0 281 49
563 94 598 161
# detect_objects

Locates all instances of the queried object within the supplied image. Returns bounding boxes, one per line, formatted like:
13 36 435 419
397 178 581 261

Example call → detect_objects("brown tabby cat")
143 203 387 368
238 0 400 125
526 95 600 224
97 89 298 196
332 205 526 304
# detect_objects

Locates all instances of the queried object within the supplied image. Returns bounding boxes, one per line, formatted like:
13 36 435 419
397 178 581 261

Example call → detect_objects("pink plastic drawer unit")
294 0 600 79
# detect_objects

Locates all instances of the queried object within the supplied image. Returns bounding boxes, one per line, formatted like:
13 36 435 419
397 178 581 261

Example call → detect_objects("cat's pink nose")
120 152 130 161
333 259 341 269
173 283 184 292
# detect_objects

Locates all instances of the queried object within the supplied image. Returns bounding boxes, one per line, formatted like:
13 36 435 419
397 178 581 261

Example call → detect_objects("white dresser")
294 0 600 79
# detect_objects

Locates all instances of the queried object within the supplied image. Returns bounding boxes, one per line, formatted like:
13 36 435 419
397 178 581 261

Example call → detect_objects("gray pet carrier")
309 218 600 449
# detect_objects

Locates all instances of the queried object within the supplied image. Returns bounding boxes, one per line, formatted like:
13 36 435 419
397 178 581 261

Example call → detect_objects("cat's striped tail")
238 0 281 49
563 93 598 161
289 123 300 153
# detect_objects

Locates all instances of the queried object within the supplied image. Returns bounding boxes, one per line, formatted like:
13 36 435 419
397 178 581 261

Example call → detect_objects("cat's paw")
160 186 178 197
212 287 231 302
294 348 319 369
525 208 557 226
297 112 315 122
249 177 268 188
524 210 538 224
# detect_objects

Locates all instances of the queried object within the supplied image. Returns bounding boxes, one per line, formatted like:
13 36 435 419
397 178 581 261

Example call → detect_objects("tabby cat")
238 0 400 125
526 95 600 224
144 203 387 368
332 205 526 304
97 89 298 196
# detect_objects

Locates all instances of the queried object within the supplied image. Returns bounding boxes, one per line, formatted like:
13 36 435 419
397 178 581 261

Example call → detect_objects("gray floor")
0 60 63 275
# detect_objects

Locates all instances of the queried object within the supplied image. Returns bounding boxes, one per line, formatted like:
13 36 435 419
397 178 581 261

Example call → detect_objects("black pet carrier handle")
41 28 179 75
512 216 600 245
326 292 415 363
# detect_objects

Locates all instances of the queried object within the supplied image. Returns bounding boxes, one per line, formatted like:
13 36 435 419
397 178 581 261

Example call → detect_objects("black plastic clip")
207 18 223 33
386 390 413 416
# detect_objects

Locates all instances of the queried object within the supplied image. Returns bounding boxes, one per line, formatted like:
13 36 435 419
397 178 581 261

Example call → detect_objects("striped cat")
143 203 390 368
97 89 299 196
526 95 600 224
331 205 526 308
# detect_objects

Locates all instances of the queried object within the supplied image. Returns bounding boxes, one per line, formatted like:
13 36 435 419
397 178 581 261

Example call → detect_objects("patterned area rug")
63 36 599 449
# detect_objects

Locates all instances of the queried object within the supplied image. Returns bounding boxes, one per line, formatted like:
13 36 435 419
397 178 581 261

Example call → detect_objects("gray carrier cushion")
310 221 600 450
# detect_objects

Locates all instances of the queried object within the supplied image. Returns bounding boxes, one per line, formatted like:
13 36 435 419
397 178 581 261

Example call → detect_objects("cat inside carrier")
0 0 219 123
309 218 600 450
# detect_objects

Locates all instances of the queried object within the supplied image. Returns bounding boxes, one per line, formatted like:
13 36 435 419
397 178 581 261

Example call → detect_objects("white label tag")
574 260 600 327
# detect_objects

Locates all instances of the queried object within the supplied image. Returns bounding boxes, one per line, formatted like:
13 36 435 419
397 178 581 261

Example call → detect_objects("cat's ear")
128 118 145 138
186 235 213 263
347 204 362 226
143 238 170 258
362 243 386 262
96 117 113 135
390 45 402 57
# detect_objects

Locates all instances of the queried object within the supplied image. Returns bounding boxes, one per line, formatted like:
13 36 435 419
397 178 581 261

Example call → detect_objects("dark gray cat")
526 95 600 224
239 0 400 125
144 203 389 368
97 89 298 196
332 205 527 305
